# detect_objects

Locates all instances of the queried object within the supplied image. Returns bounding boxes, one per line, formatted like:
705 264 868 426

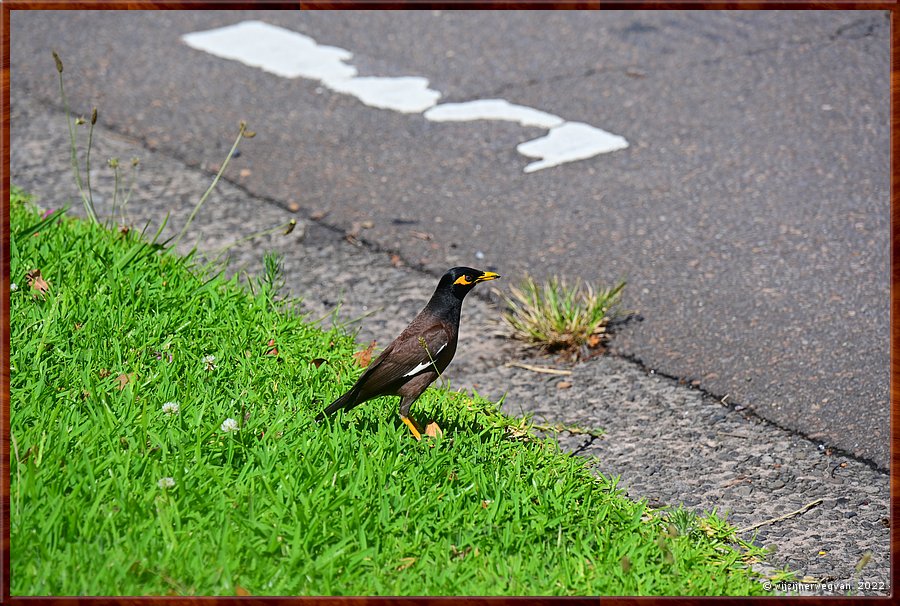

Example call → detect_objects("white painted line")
182 20 356 81
328 76 440 114
182 20 440 114
424 99 564 129
182 20 629 172
517 122 630 173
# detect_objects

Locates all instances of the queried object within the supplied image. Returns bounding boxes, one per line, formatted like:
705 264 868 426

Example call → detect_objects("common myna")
316 267 500 439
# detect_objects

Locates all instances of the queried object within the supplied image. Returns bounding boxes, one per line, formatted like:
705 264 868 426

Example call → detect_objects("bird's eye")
466 275 473 283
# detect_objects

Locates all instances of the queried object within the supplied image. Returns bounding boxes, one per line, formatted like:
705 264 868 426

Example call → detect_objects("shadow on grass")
314 390 523 448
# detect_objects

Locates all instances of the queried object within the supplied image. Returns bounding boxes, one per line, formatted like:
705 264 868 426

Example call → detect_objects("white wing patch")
402 342 447 378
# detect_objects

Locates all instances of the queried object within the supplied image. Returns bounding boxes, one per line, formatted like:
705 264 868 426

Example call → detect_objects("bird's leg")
399 396 422 441
400 415 422 441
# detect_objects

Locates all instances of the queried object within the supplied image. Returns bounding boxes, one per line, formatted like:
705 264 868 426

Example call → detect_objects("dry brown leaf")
425 421 443 439
587 334 603 348
235 585 251 596
353 341 377 368
116 373 135 390
26 269 50 297
390 253 403 268
396 557 416 571
557 381 573 390
310 358 326 368
265 338 278 356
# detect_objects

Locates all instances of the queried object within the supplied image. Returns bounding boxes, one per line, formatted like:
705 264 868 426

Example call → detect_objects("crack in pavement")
609 351 889 476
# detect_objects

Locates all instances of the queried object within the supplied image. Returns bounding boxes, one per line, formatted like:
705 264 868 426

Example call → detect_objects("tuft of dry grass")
499 274 626 352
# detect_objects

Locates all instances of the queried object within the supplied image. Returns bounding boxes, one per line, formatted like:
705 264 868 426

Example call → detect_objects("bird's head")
440 266 501 300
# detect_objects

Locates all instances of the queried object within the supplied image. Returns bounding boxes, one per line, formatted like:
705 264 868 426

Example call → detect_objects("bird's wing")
351 321 452 398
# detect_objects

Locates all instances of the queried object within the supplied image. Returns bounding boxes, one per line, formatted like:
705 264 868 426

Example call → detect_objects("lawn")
9 187 773 596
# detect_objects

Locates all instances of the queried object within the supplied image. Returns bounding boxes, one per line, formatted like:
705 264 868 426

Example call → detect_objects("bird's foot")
400 416 422 441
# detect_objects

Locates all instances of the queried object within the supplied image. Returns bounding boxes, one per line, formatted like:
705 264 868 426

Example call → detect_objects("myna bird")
316 267 500 440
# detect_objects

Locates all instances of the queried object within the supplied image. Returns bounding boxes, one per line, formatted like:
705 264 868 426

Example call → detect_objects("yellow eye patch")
454 275 473 286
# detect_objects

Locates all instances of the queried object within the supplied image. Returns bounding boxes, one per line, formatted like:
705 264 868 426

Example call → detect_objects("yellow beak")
475 272 501 283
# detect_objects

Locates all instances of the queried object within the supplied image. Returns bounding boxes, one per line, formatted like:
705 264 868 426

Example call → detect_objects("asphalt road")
9 10 890 467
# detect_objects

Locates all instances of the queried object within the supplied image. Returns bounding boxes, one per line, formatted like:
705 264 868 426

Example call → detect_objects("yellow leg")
400 416 422 441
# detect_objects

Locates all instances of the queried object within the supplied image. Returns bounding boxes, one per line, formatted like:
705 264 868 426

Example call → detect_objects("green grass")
9 188 772 596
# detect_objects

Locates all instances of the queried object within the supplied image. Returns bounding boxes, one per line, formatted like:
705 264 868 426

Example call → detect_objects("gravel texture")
10 91 890 596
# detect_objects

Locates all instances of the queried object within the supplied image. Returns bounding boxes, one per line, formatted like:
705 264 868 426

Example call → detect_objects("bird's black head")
437 266 501 300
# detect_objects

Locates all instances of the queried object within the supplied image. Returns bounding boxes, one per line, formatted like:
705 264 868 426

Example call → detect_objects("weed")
666 506 701 539
108 156 140 225
50 51 270 253
172 120 255 248
52 50 98 224
499 274 626 353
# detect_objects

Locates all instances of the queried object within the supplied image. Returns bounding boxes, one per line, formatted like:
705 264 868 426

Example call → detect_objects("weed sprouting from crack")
498 274 628 355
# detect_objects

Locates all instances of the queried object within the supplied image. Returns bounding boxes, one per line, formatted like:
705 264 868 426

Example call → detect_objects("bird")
316 267 500 440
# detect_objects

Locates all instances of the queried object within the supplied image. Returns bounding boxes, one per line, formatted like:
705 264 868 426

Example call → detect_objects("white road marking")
424 99 564 129
182 20 440 113
403 342 447 377
327 76 440 113
182 21 356 81
182 20 628 172
517 122 630 173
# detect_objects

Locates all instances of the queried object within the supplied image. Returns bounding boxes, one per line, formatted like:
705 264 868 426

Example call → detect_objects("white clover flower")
220 418 239 433
10 283 18 292
203 354 217 371
162 401 180 415
157 476 175 489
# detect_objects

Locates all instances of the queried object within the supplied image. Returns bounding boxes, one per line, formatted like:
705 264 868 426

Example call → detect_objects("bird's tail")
315 389 358 422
